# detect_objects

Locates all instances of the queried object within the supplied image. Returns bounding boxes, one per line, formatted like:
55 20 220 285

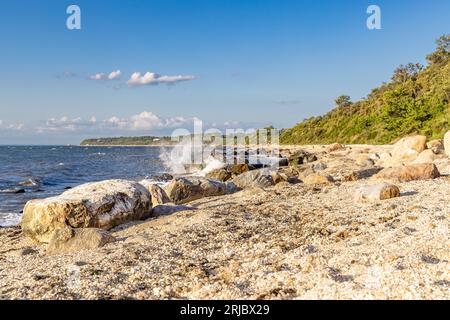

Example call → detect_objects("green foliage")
334 95 352 108
391 63 423 83
426 35 450 65
281 35 450 145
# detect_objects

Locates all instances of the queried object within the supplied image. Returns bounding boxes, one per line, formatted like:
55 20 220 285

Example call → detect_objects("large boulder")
355 183 400 202
232 169 275 189
391 135 427 164
46 227 115 256
21 179 152 243
445 131 450 157
372 163 440 183
164 177 233 204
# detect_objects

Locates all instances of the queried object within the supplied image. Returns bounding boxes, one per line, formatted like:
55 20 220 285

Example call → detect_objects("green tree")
391 63 423 83
335 95 352 108
426 34 450 65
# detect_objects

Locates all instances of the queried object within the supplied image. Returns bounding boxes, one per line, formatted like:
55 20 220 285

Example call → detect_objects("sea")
0 146 168 227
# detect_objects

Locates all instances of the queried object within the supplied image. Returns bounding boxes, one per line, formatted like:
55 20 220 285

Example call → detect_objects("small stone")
312 162 327 171
326 143 344 153
427 139 445 154
355 155 375 167
355 183 400 202
302 173 334 185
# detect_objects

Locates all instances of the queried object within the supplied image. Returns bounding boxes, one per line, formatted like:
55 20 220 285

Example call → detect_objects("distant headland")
80 136 177 146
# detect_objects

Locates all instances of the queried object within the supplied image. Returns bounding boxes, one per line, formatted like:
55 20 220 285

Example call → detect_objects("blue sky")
0 0 449 144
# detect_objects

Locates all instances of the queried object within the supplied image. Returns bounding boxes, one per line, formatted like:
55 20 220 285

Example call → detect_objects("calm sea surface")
0 146 167 226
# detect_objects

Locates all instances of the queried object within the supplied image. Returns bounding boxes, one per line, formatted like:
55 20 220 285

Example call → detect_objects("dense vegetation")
281 35 450 145
80 136 176 146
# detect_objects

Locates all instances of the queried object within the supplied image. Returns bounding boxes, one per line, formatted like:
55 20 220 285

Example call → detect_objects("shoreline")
0 140 449 299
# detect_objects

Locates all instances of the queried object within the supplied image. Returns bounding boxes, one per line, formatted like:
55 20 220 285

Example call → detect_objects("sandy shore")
0 144 449 299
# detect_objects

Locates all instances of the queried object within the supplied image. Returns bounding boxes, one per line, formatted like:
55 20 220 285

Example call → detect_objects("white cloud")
90 70 121 81
105 111 192 130
36 112 195 134
127 72 196 86
108 70 121 80
0 119 24 131
90 73 106 81
37 116 86 132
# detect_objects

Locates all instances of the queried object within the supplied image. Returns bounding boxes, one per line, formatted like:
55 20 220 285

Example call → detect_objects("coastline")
0 140 449 299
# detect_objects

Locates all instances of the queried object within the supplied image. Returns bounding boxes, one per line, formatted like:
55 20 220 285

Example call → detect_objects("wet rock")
18 178 42 187
21 179 152 243
46 227 115 256
355 183 400 202
1 188 25 194
302 173 334 185
149 173 174 182
164 177 231 204
372 163 440 182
